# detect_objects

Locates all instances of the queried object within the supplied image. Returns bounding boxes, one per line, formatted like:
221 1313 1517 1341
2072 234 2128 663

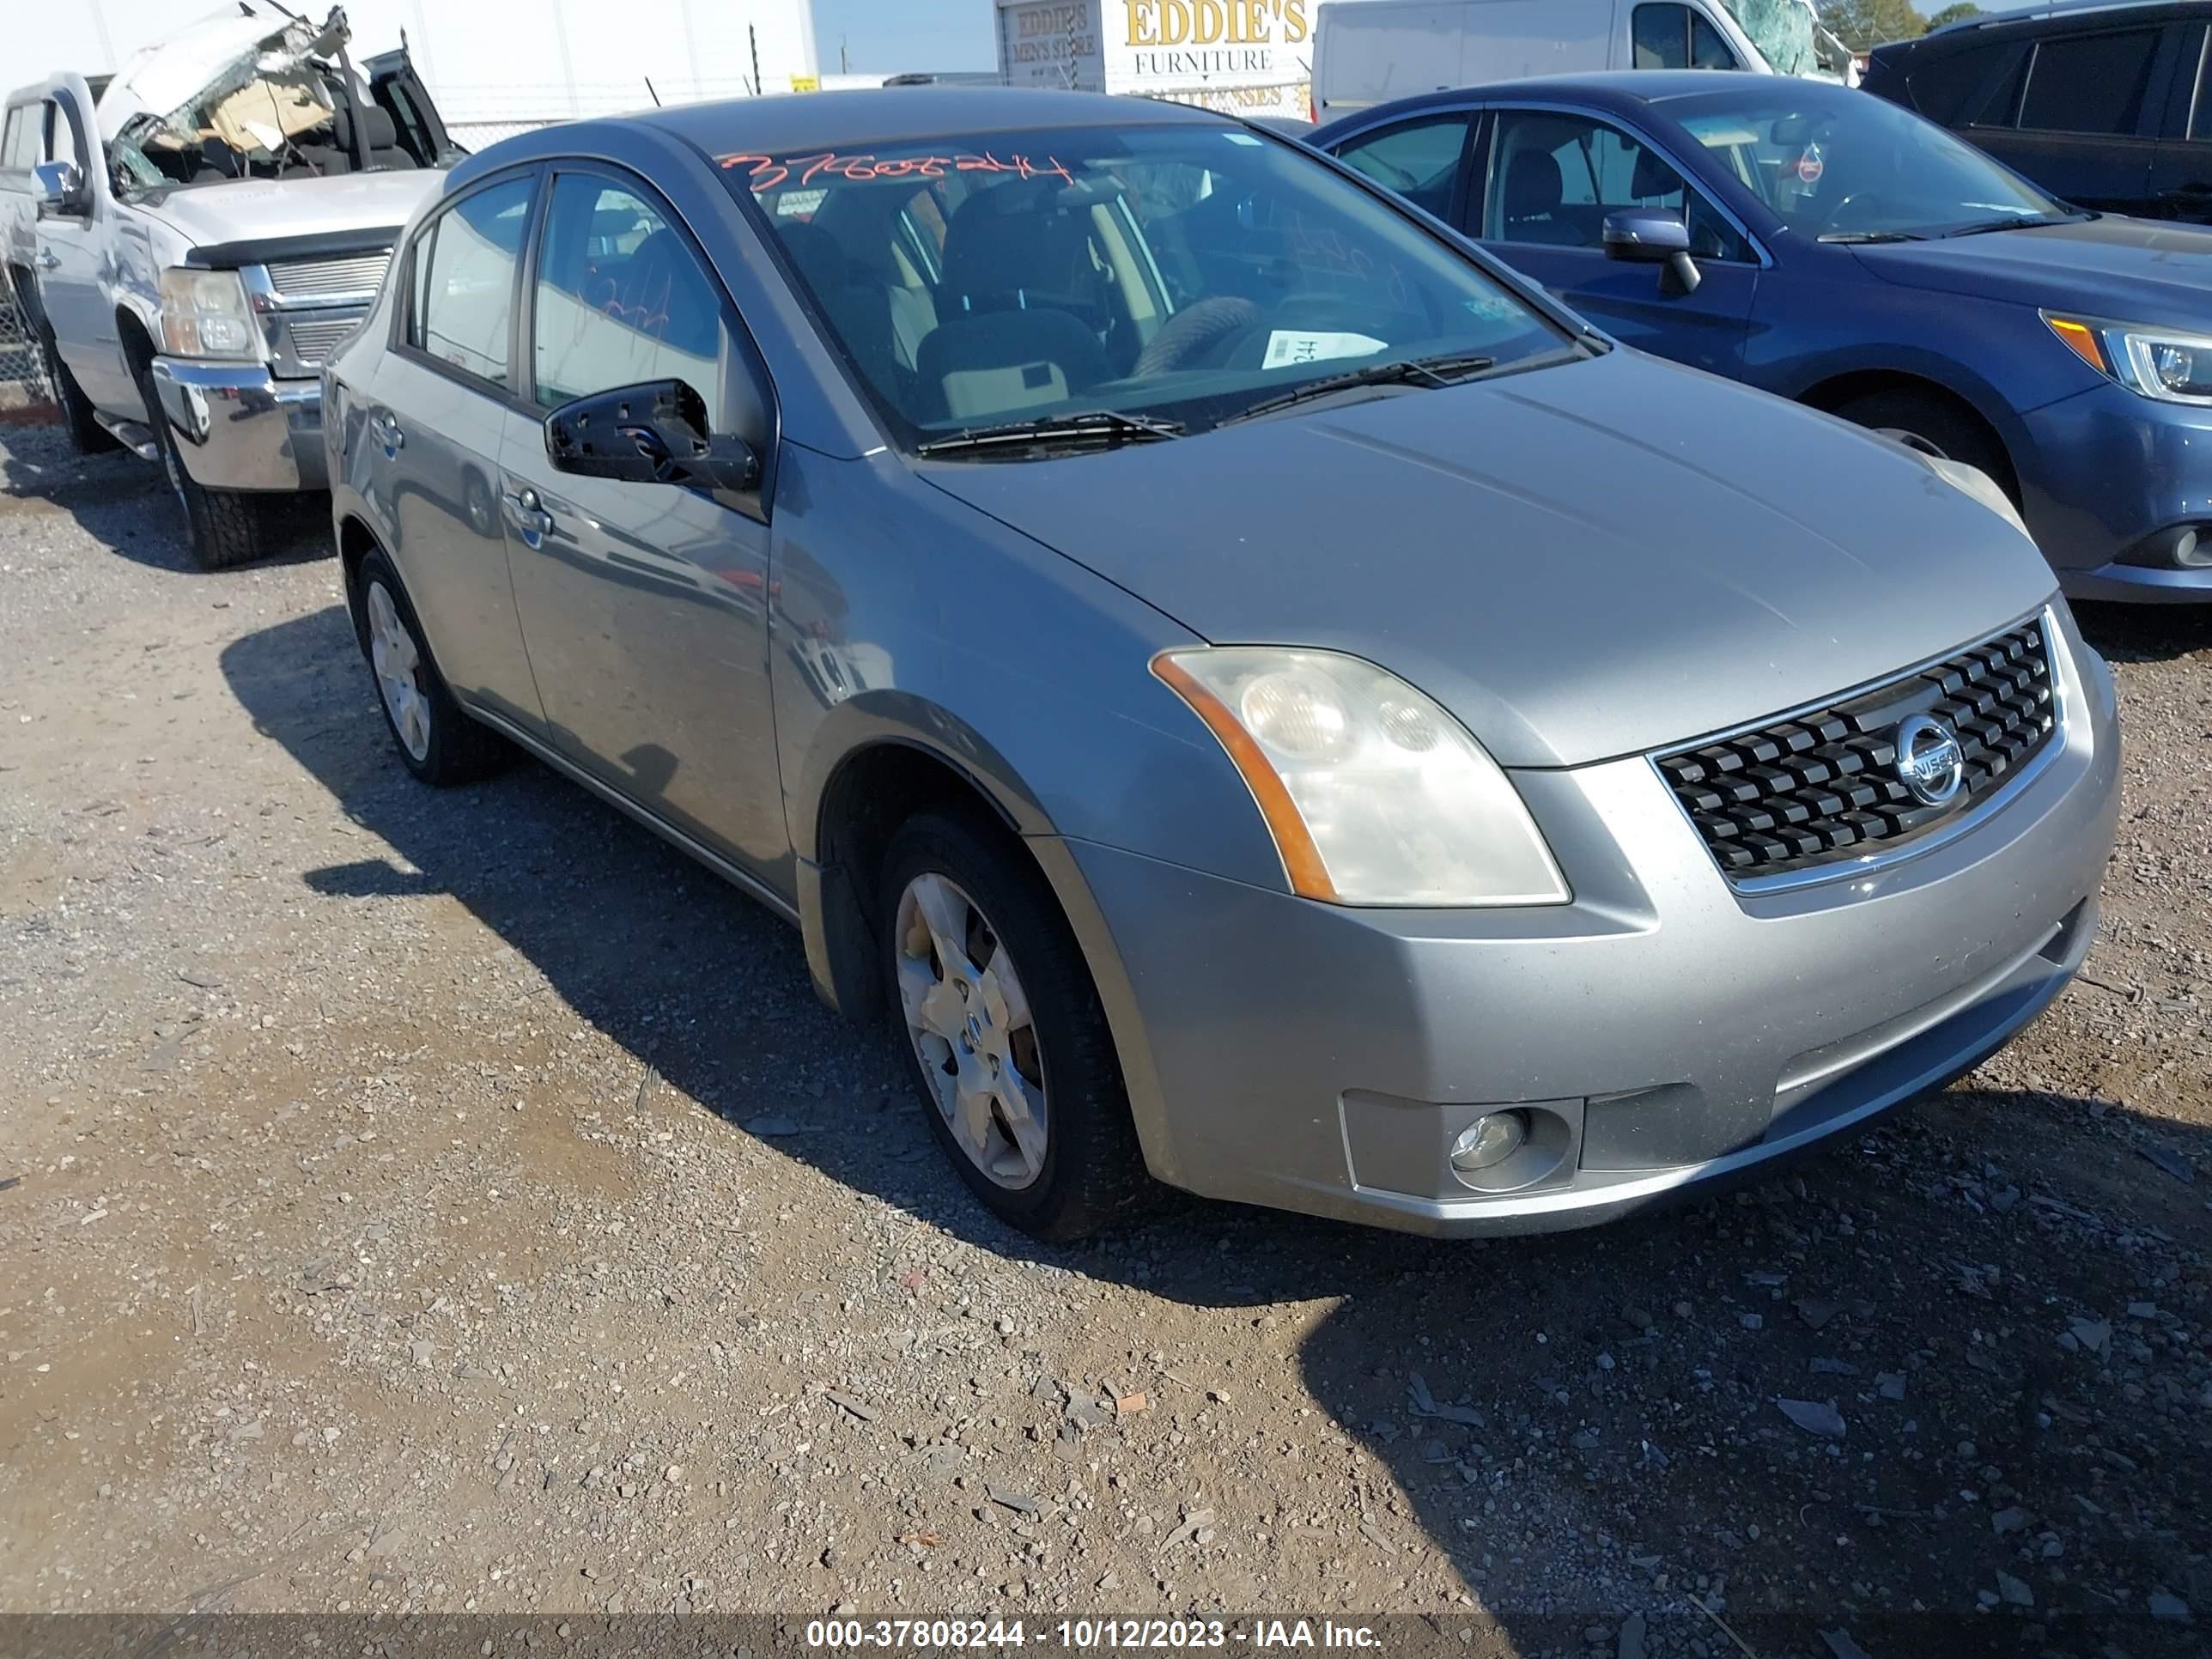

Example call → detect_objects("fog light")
2119 525 2212 568
1449 1112 1527 1173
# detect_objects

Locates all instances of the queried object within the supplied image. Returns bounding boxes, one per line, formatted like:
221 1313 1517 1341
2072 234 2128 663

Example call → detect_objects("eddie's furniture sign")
995 0 1313 115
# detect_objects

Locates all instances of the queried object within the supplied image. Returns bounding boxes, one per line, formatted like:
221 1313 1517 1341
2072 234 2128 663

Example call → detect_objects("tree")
1926 3 1984 26
1818 0 1929 52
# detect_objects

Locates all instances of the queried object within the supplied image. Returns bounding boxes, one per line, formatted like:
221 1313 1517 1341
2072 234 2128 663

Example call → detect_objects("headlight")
1152 647 1570 907
2045 313 2212 406
1924 452 2029 540
158 267 258 359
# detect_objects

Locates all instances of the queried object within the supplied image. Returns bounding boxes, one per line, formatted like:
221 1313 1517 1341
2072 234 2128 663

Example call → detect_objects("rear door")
1963 21 2177 214
368 167 548 729
2146 21 2212 223
1474 104 1758 376
498 163 786 882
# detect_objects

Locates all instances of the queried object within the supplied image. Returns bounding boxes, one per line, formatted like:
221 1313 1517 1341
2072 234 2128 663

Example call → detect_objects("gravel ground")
1 414 2208 1658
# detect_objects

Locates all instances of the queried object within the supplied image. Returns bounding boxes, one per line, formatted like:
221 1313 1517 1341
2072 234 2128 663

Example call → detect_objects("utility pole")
841 35 849 74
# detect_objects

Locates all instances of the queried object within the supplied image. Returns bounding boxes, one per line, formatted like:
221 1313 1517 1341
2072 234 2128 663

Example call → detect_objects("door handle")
502 486 555 542
33 249 59 270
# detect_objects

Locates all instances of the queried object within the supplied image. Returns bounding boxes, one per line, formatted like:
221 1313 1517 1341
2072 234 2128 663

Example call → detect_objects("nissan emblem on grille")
1893 714 1966 806
1654 618 2058 879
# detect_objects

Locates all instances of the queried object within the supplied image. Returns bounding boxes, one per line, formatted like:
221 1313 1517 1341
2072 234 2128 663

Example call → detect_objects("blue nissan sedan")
1315 73 2212 603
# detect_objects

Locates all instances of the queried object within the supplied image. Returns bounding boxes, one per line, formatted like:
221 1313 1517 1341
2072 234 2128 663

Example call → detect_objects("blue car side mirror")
1604 209 1702 295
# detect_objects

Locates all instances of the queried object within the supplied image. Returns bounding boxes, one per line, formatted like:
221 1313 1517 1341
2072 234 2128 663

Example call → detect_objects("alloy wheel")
894 872 1048 1188
365 580 432 762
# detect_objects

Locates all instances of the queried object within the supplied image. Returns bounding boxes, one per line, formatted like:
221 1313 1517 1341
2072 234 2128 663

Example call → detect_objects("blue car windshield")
1667 87 2068 240
717 122 1570 447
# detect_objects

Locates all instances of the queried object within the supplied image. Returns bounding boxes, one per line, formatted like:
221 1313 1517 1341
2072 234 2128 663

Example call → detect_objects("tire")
132 357 267 569
1832 388 2018 504
879 807 1154 1241
39 325 118 455
354 544 509 786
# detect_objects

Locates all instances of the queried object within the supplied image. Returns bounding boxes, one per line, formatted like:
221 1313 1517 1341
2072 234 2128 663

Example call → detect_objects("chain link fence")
1 277 52 410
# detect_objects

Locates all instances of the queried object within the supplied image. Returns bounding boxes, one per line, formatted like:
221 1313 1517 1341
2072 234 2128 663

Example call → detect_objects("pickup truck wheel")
39 327 118 455
133 359 267 570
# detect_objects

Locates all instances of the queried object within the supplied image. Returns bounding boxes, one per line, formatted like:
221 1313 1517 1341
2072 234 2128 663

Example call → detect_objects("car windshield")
717 121 1571 452
1666 86 2068 241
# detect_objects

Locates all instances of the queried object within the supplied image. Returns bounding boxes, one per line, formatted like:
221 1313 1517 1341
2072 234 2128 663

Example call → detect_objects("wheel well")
811 742 1021 1020
1798 369 2019 498
337 515 379 647
116 308 156 376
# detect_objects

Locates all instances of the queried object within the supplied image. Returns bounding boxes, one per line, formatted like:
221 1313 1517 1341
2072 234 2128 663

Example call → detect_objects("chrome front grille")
1655 617 2059 881
283 317 363 365
265 252 390 302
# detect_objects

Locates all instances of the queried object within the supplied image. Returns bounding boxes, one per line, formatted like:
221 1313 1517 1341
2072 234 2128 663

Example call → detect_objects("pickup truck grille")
283 317 364 365
265 252 391 301
1655 617 2058 882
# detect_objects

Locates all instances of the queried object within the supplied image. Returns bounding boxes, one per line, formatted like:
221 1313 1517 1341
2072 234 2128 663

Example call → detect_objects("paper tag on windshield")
1262 331 1389 371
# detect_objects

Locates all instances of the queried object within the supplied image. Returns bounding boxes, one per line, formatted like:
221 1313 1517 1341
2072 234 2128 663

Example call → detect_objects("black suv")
1864 0 2212 222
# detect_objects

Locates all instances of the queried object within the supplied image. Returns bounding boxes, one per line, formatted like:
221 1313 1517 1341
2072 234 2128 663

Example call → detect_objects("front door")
1967 23 2169 215
1476 108 1757 377
39 88 131 411
500 166 786 884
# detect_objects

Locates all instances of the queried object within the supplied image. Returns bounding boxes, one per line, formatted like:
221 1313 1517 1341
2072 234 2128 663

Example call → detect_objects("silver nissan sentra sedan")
324 88 2120 1241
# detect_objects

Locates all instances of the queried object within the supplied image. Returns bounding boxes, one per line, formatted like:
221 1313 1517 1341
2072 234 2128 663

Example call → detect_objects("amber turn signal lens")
1151 655 1339 902
2045 317 2106 374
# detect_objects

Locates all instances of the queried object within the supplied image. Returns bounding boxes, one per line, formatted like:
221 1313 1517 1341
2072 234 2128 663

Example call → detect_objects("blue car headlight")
2045 312 2212 406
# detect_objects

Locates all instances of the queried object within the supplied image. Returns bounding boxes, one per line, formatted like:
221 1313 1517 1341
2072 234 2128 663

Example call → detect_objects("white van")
1312 0 1847 118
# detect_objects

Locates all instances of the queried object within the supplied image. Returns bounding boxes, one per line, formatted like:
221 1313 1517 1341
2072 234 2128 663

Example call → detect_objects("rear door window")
406 174 536 391
2018 29 2162 136
1905 41 2031 127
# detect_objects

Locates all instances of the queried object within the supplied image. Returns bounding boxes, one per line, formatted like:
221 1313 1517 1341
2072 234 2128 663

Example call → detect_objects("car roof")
635 86 1231 155
1317 71 1852 130
1898 0 2209 51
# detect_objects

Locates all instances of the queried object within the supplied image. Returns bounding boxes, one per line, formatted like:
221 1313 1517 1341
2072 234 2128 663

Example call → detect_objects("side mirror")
544 379 760 494
1602 209 1701 295
32 159 82 216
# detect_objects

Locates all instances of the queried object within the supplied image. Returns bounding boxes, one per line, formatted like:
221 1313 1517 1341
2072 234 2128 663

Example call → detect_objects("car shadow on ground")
220 605 2209 1656
2074 599 2212 665
0 418 329 572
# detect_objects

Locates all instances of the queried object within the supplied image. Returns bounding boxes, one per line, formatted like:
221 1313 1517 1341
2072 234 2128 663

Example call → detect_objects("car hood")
920 349 2057 769
149 169 441 256
1853 215 2212 329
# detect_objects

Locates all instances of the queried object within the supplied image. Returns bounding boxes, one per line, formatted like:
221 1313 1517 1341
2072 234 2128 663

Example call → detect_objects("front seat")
1501 148 1577 245
914 181 1111 421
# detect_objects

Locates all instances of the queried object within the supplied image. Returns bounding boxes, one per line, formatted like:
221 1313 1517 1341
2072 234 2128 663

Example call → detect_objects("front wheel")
134 358 267 569
1832 388 2018 504
880 809 1153 1241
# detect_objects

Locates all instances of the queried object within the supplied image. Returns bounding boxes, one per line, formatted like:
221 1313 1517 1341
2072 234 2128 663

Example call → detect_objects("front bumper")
1055 608 2121 1237
2020 380 2212 603
151 357 324 493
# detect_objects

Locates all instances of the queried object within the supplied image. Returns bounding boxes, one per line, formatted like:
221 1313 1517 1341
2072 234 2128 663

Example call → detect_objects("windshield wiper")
1216 351 1499 427
913 410 1185 457
1942 212 2087 238
1816 229 1926 244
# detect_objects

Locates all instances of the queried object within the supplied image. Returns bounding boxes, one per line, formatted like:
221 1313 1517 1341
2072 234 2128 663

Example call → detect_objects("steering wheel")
1132 296 1261 377
1820 190 1892 235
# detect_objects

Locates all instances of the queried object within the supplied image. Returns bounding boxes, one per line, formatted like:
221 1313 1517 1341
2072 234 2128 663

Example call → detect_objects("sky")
810 0 2051 77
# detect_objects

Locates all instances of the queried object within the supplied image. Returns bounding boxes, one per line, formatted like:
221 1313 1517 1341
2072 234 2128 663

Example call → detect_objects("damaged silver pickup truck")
2 4 453 566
